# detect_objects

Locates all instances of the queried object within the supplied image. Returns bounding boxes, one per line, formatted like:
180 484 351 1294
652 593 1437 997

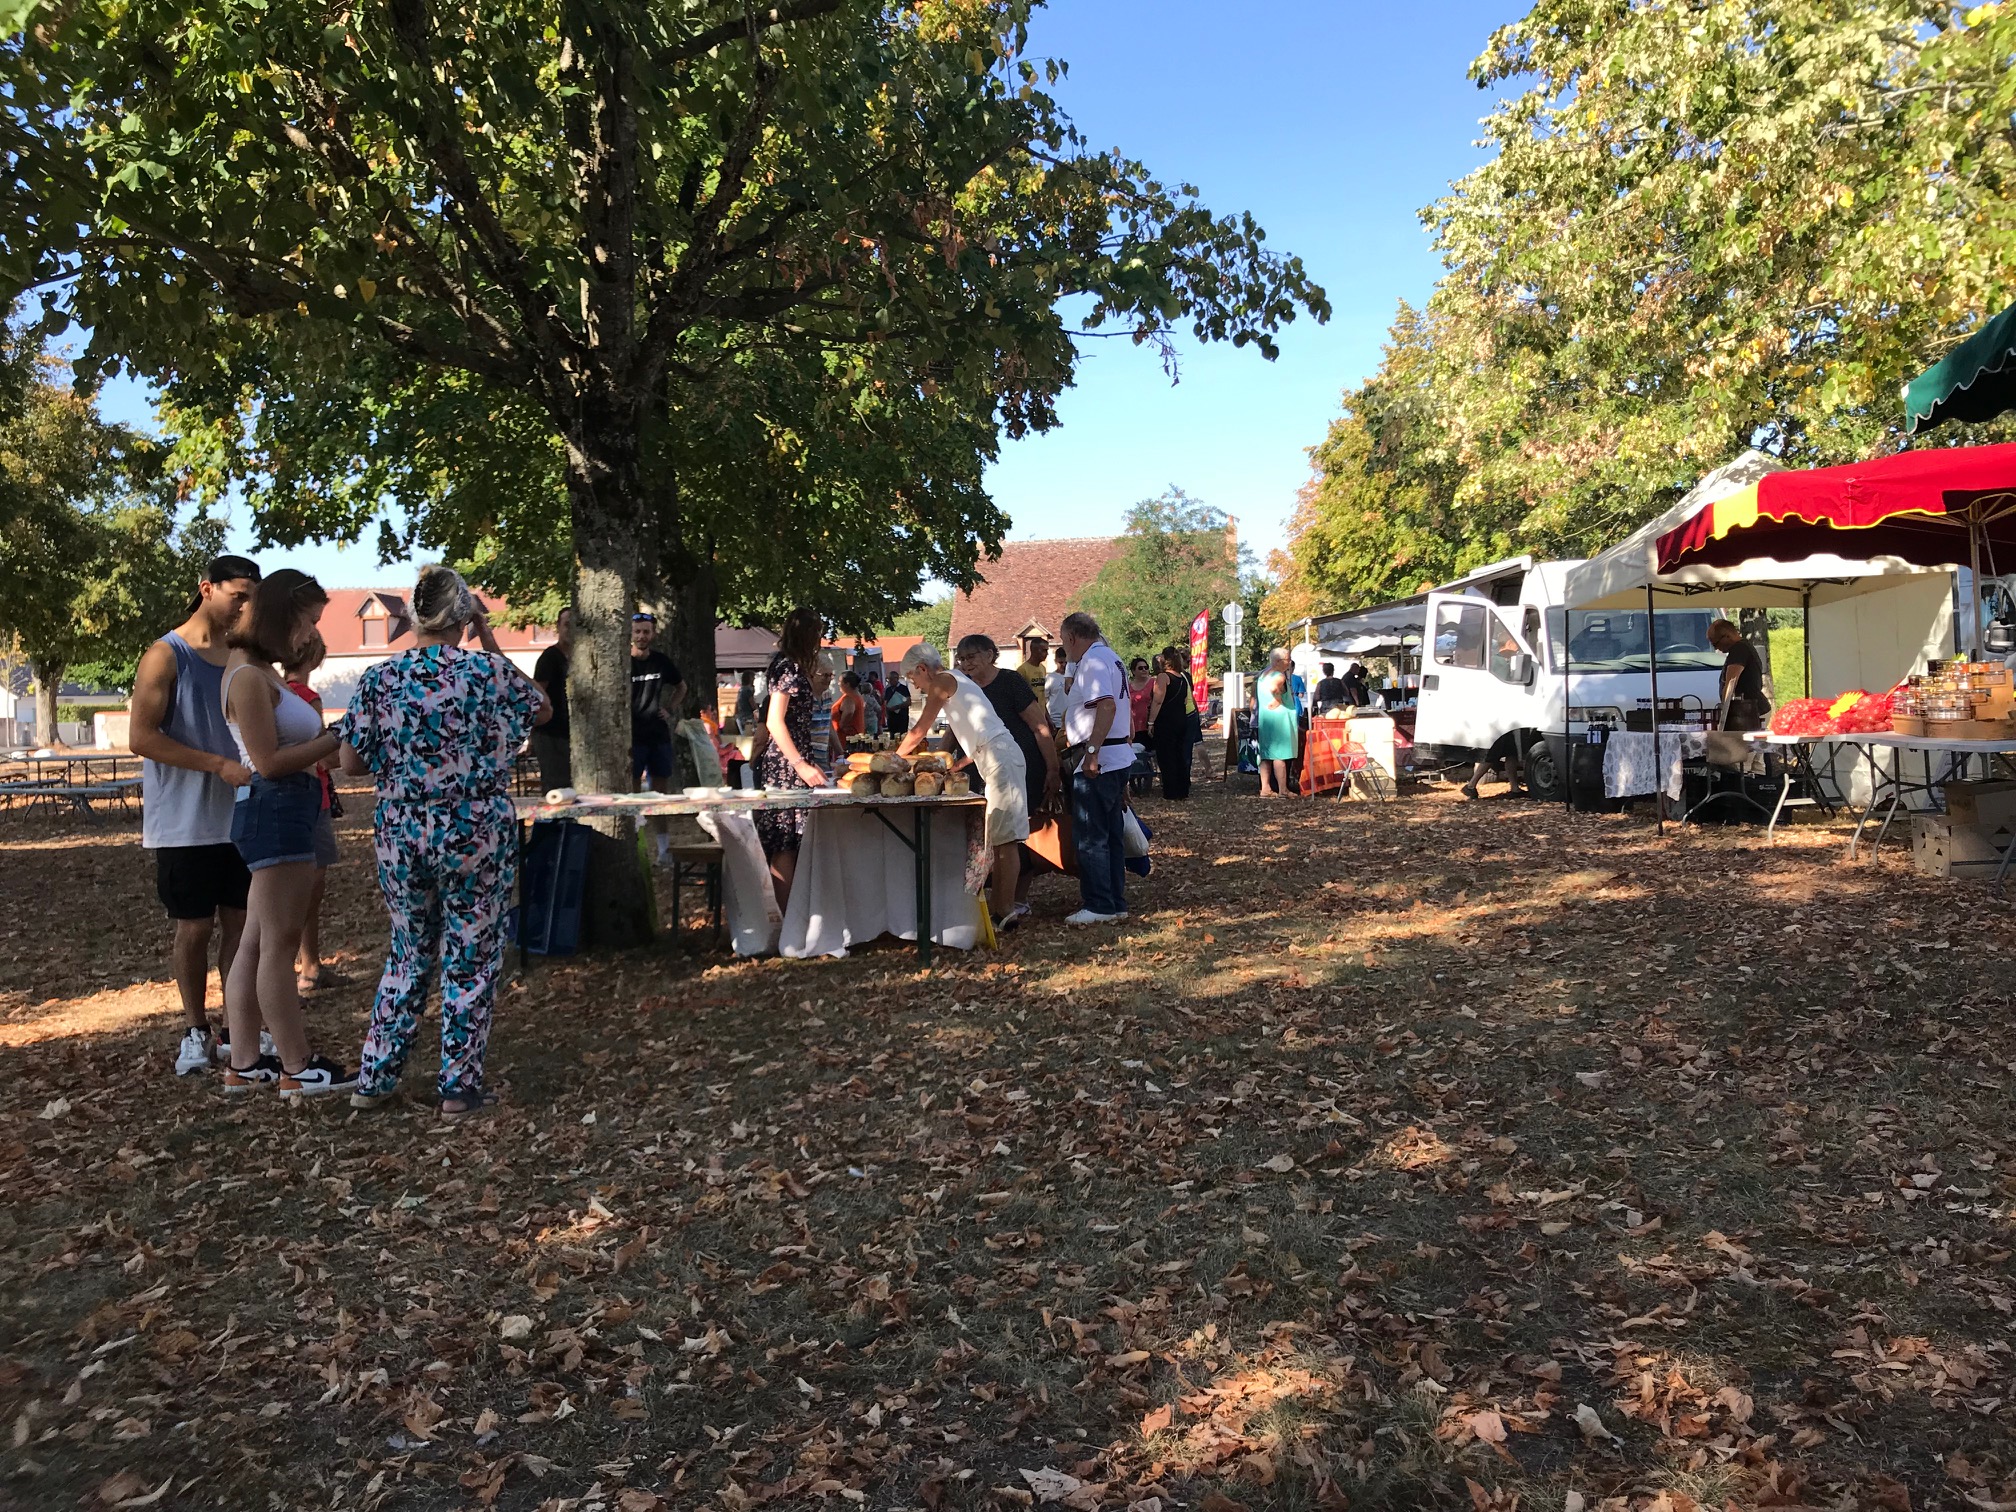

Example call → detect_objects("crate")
1912 813 2016 881
1944 779 2016 832
517 819 590 955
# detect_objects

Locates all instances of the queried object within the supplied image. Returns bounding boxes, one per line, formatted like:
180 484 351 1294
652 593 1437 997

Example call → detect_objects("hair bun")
413 563 476 634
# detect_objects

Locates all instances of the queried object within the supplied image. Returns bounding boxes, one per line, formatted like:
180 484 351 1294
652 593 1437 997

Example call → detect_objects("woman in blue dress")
1255 647 1300 798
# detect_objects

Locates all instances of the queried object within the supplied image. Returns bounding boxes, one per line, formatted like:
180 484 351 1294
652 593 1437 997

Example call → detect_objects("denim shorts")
231 772 320 871
310 809 338 868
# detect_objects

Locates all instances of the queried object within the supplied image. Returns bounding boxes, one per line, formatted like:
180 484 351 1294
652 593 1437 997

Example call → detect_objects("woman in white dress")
897 643 1030 927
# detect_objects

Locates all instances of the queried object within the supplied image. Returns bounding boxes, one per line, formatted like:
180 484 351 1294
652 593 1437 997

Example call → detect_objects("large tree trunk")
666 548 717 722
32 658 63 748
564 423 656 949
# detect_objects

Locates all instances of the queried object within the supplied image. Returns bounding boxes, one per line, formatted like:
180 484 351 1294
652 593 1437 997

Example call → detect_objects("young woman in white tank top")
217 569 354 1099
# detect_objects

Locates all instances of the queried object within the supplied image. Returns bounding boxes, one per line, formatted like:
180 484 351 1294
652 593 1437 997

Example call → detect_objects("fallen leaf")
1260 1152 1296 1173
1020 1467 1086 1503
1574 1403 1619 1443
1139 1404 1173 1437
498 1315 534 1341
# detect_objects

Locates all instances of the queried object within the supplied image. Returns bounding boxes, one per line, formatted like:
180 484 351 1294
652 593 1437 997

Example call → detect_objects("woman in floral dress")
337 565 547 1115
754 606 829 914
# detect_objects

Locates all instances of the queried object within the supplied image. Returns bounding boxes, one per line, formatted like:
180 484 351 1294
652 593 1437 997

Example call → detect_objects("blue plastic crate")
517 820 589 956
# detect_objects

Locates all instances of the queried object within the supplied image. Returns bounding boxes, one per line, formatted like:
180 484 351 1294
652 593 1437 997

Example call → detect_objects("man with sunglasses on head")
129 554 264 1075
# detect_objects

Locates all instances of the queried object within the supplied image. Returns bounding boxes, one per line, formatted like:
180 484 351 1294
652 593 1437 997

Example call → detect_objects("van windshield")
1541 609 1724 672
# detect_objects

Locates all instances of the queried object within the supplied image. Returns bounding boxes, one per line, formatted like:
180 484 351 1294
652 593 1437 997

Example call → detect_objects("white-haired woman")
1255 646 1299 798
338 566 548 1116
895 642 1030 926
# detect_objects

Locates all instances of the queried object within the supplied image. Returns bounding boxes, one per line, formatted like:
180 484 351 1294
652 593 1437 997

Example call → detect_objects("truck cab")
1413 559 1725 798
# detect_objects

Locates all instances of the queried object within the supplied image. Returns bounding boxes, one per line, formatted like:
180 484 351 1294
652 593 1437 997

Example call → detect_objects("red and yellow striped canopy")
1655 443 2016 574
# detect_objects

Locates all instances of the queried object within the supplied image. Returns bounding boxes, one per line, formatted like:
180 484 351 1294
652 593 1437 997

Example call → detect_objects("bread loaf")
847 773 880 798
880 774 915 797
913 772 944 797
943 773 972 797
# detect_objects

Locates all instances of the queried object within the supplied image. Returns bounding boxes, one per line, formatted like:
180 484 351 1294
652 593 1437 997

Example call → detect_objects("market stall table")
513 789 988 966
1811 732 2016 861
1600 729 1708 803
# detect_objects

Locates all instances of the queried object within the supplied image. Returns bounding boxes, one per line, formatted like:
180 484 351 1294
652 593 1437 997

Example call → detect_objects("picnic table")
514 787 989 967
0 749 144 814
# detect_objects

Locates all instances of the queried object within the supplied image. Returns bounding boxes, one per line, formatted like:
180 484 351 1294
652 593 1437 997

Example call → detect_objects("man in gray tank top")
128 555 261 1075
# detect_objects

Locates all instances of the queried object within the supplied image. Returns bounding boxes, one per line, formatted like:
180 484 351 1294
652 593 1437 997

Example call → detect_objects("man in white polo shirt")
1057 611 1132 924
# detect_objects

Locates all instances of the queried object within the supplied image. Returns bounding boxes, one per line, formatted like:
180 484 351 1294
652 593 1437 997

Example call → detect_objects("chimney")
1224 515 1239 562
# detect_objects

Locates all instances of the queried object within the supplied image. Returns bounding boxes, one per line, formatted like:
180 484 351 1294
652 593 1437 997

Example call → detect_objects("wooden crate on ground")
1912 812 2016 881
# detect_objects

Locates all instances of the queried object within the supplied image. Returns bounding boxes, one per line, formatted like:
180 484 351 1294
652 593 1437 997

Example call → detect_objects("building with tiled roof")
947 536 1124 665
314 587 554 712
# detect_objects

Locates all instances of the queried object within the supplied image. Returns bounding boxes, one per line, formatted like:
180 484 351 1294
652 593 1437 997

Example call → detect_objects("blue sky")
97 0 1525 589
987 0 1521 571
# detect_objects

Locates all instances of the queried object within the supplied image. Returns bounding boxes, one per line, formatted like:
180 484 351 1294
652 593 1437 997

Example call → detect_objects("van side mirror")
1507 653 1535 685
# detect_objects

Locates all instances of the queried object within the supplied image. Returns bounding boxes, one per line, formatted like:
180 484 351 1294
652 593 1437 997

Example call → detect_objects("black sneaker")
222 1053 283 1093
279 1056 359 1100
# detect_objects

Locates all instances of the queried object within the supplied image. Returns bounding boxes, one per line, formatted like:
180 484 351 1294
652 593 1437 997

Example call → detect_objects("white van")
1411 558 1725 799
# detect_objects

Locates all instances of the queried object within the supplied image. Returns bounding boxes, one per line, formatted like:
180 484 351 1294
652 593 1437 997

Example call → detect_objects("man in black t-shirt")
1708 618 1770 732
531 607 574 790
629 613 686 790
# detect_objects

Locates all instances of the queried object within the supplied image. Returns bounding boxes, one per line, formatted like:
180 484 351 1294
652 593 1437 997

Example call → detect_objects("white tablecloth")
778 805 982 959
695 810 782 956
1603 730 1709 800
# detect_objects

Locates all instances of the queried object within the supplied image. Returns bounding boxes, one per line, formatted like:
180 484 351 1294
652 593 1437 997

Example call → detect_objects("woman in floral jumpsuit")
338 565 546 1114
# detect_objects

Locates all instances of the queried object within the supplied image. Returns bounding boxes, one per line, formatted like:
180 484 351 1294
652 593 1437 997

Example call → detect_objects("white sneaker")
212 1029 278 1064
175 1027 216 1076
279 1056 359 1100
1065 908 1128 926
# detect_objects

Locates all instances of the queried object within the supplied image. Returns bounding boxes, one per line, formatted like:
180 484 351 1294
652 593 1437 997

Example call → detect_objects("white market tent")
1561 450 1955 694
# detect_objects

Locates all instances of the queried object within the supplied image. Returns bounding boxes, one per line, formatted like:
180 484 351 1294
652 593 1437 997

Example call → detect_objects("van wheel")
1524 736 1564 802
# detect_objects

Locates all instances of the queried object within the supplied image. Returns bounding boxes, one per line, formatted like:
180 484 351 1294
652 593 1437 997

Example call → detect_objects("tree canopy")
0 333 216 739
6 0 1328 806
1075 487 1246 671
1275 1 2016 619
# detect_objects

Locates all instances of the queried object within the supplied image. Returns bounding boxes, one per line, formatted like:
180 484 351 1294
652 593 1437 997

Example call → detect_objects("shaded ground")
2 776 2014 1512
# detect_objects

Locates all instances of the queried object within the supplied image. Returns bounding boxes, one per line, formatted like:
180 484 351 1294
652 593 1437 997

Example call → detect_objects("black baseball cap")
204 554 261 584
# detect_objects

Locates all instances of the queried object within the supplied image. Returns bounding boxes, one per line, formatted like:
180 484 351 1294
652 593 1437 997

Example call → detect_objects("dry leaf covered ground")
2 777 2014 1512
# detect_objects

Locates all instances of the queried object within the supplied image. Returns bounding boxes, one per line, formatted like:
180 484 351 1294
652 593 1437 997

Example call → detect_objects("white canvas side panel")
1808 573 1954 696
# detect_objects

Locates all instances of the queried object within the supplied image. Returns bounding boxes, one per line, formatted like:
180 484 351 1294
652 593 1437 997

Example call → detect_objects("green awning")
1905 302 2016 434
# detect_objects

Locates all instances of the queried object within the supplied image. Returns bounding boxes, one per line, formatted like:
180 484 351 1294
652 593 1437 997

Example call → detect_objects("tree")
1264 306 1481 628
171 333 1014 711
1075 487 1244 669
1276 2 2016 618
0 337 211 743
6 0 1327 812
879 596 955 657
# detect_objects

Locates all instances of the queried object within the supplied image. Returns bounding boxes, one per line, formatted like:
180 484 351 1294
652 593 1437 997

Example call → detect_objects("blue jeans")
1071 766 1130 915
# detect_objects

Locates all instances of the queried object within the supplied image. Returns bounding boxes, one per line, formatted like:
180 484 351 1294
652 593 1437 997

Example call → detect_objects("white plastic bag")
1121 807 1149 859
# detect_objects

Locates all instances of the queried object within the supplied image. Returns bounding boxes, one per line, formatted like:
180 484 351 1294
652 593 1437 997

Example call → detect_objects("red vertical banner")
1189 610 1210 702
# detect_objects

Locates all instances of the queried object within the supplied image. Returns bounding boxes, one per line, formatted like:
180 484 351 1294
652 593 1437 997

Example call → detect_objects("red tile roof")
947 537 1124 653
317 587 552 658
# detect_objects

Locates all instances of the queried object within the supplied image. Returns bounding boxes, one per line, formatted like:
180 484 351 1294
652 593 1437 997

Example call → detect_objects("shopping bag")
1024 809 1078 877
1122 807 1149 859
